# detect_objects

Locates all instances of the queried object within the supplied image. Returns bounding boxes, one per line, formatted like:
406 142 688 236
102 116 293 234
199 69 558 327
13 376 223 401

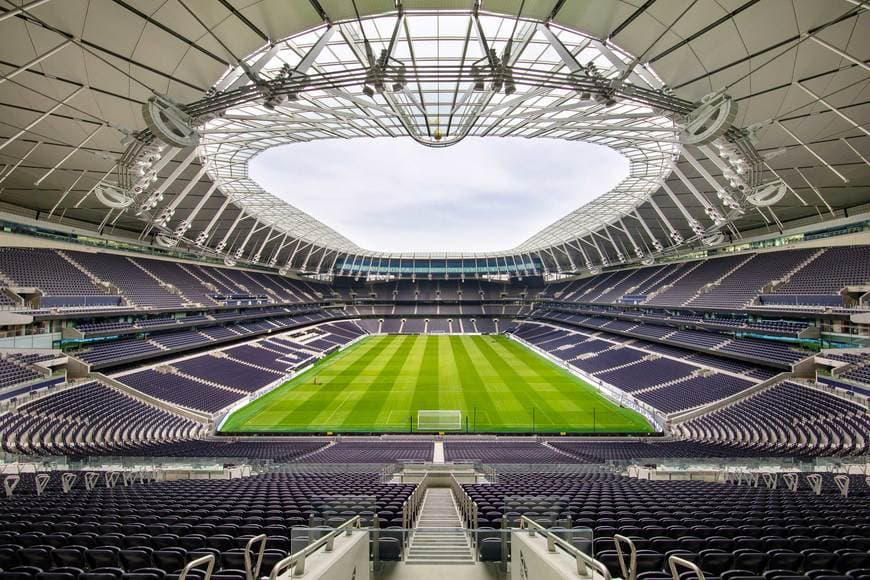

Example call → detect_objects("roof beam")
109 0 230 66
0 0 53 23
0 86 84 153
0 39 72 86
810 36 870 73
776 121 849 183
308 0 329 22
672 7 864 89
793 81 869 138
608 0 657 41
216 0 269 43
648 0 763 64
9 9 208 92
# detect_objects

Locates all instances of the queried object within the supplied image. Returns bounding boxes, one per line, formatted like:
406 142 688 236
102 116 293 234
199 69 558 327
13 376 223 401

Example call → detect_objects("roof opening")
250 137 630 253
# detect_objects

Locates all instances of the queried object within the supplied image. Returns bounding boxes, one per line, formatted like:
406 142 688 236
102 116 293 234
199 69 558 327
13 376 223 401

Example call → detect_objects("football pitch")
219 335 653 434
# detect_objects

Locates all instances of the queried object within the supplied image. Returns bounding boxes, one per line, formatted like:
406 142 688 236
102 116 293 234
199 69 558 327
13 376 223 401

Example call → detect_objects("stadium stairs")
405 489 475 565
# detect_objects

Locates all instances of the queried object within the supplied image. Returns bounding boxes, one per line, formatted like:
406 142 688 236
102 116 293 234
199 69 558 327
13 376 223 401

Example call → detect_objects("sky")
250 137 629 253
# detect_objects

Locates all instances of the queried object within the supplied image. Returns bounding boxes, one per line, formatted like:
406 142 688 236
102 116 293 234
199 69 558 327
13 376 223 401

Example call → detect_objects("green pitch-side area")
219 335 653 434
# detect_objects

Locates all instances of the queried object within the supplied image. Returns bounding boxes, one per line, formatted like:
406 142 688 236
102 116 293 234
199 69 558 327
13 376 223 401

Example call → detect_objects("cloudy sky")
250 137 629 253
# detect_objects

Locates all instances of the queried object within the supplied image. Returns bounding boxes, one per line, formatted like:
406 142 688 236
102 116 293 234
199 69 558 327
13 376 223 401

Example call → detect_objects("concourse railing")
268 516 363 579
518 516 610 579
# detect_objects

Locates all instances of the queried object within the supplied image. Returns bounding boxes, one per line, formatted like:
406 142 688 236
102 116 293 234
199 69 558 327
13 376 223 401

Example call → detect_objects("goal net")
417 410 462 431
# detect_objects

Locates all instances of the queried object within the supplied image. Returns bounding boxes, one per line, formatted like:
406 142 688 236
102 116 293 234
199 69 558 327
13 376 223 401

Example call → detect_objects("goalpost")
417 410 462 431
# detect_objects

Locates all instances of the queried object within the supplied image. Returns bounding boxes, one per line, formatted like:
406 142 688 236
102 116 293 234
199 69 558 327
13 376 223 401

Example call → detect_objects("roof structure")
0 0 867 278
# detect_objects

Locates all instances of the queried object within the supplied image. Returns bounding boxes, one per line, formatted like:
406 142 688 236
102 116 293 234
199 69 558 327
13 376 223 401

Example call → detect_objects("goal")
417 410 462 431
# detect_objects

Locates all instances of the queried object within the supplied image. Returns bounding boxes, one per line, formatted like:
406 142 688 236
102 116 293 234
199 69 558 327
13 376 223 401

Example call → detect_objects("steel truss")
106 10 775 278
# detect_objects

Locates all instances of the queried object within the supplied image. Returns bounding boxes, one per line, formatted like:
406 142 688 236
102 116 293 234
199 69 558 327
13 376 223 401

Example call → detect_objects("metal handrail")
450 474 479 552
614 534 637 580
806 473 823 495
178 554 215 580
268 516 362 579
834 474 850 497
3 475 19 498
243 534 266 580
519 516 611 579
450 474 478 533
401 472 429 532
669 555 705 580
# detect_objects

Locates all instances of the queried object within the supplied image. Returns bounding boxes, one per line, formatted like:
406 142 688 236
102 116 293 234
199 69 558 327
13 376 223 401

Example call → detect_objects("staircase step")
407 488 475 563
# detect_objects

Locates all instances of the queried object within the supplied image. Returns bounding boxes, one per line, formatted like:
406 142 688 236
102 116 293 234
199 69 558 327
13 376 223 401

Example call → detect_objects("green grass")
219 335 653 434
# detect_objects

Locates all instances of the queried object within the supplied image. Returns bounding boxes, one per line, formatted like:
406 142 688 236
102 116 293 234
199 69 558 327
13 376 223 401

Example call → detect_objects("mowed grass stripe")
373 335 427 428
219 335 654 434
274 335 397 428
449 336 501 431
306 335 408 429
437 336 465 414
465 336 562 430
230 335 389 430
492 338 651 431
339 335 417 427
486 338 593 425
409 336 439 415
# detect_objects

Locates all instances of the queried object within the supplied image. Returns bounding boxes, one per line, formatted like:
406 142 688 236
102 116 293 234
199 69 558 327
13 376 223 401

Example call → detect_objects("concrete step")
408 546 468 556
404 559 476 565
433 440 445 464
406 488 475 564
408 549 472 556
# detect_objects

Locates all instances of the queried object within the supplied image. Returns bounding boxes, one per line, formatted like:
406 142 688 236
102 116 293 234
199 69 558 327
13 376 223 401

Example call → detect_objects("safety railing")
474 462 498 483
268 516 362 579
400 472 429 534
669 555 706 580
518 516 610 579
379 462 399 483
450 474 479 553
178 554 215 580
614 534 638 580
243 534 267 580
450 474 478 531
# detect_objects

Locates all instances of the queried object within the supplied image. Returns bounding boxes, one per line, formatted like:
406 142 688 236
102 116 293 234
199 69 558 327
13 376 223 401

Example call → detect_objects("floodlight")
504 74 516 95
471 65 485 91
262 96 282 110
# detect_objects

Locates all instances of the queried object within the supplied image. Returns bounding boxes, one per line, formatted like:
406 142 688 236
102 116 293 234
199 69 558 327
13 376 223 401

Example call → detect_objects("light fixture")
174 220 192 237
391 63 406 92
154 207 174 227
258 82 284 110
504 73 516 96
471 65 485 91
